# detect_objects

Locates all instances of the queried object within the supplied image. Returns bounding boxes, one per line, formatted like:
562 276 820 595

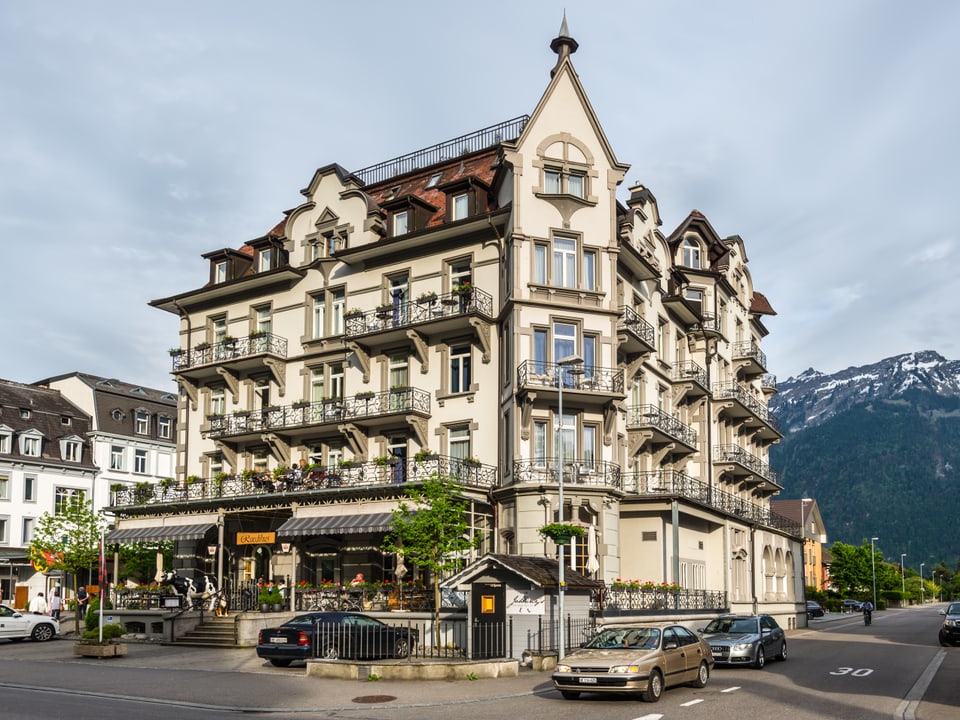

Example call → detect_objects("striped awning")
277 512 395 537
104 523 216 543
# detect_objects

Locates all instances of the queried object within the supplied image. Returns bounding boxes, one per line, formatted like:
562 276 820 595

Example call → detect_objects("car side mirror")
940 610 946 616
12 612 23 618
664 640 679 650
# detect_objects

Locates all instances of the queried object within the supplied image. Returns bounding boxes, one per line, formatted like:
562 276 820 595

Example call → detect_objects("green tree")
382 474 481 628
828 541 874 596
116 542 174 584
29 496 107 633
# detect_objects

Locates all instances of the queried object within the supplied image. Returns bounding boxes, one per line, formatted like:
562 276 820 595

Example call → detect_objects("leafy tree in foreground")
382 474 481 628
29 496 108 633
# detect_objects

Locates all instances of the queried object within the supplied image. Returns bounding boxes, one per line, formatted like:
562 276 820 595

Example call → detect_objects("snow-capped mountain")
770 350 960 434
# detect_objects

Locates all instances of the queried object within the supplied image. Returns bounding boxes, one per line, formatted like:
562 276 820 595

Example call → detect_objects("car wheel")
753 646 765 669
690 661 709 688
321 643 340 660
269 659 292 667
642 669 663 702
393 637 410 658
32 624 55 642
939 636 950 647
560 690 580 700
777 641 787 661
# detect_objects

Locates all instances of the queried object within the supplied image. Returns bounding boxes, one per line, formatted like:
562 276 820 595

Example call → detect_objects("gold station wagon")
552 623 714 702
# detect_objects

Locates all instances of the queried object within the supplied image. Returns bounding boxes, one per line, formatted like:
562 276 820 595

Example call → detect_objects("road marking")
631 715 663 720
894 648 946 720
721 686 740 693
680 699 704 707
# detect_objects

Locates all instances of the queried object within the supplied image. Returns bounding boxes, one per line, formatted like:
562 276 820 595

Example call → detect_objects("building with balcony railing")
121 22 798 633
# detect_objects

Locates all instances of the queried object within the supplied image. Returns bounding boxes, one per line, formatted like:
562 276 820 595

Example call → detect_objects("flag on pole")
98 530 106 642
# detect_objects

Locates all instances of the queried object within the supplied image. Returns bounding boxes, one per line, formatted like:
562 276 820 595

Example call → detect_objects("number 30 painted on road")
829 667 874 677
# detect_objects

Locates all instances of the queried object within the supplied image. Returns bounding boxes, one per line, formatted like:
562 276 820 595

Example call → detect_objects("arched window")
682 237 702 268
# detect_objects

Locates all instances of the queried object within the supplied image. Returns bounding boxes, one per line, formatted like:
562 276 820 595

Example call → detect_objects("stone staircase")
168 616 239 648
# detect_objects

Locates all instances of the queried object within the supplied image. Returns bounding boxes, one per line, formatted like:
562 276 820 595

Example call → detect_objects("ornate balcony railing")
672 361 709 388
732 340 767 370
511 458 621 490
713 444 782 486
603 587 728 613
623 469 797 534
517 360 624 395
111 453 497 508
344 287 493 338
207 388 431 438
172 333 288 372
618 305 655 346
625 404 697 447
761 373 777 392
712 381 781 432
696 313 722 334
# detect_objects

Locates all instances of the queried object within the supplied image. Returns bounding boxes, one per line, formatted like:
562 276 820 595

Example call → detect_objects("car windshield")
586 627 661 649
947 603 960 615
704 618 758 634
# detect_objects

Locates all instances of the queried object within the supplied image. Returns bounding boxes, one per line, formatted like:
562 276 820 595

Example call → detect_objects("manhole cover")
352 695 397 704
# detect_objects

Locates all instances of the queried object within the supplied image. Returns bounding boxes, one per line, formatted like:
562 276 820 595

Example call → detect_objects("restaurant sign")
236 532 276 545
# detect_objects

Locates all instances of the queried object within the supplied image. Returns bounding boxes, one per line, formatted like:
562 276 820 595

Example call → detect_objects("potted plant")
417 291 438 305
462 456 481 468
538 522 586 546
292 398 310 409
168 347 183 356
414 448 438 463
248 329 266 338
355 390 375 402
376 302 394 318
455 281 473 296
195 341 210 351
258 585 282 612
74 622 128 658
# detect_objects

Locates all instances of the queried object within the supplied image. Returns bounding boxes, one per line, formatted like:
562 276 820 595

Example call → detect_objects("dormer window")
682 237 703 269
214 260 228 283
393 211 409 236
452 193 469 221
60 436 82 462
258 247 273 272
19 409 30 419
0 426 12 454
425 173 442 189
135 410 150 435
19 430 42 457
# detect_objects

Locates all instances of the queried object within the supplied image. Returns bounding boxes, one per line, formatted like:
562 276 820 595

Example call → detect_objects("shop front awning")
277 512 396 537
104 523 216 543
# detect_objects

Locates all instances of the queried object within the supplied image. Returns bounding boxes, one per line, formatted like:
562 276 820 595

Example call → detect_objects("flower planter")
74 642 128 658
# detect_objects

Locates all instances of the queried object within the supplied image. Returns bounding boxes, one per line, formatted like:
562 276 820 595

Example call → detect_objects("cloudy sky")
2 1 958 392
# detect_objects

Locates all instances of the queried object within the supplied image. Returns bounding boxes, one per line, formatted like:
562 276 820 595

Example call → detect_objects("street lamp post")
900 553 907 598
556 353 583 662
870 537 879 610
920 562 925 605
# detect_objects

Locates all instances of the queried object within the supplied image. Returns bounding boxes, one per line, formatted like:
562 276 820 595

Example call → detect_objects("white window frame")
21 517 34 545
452 193 469 221
0 473 8 500
553 237 577 289
331 290 345 335
54 487 84 515
393 211 409 236
135 410 149 435
134 449 148 474
63 439 81 462
0 516 7 544
110 446 125 471
214 261 228 283
0 428 11 454
23 474 36 502
158 416 171 439
312 293 325 339
682 237 702 268
21 434 41 457
210 388 225 417
258 247 273 272
449 426 470 461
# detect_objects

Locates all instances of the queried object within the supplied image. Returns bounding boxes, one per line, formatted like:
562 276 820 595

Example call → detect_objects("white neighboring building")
0 379 96 607
37 373 178 509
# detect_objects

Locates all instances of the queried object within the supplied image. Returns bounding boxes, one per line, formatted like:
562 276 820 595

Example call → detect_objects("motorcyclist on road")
862 600 874 625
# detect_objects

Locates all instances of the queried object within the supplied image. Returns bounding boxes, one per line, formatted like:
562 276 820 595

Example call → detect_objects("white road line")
631 715 663 720
680 699 704 707
721 686 741 693
894 648 946 720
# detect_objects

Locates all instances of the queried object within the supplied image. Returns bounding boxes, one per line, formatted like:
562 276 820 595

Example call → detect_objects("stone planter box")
74 642 128 658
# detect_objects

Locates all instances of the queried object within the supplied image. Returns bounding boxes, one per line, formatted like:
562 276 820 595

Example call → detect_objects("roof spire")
549 11 579 77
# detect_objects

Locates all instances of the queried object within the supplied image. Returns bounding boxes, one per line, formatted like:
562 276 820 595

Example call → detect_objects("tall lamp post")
900 553 907 598
556 353 583 661
920 562 925 604
870 537 879 611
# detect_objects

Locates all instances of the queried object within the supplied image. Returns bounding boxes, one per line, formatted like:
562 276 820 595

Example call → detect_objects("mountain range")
768 350 960 570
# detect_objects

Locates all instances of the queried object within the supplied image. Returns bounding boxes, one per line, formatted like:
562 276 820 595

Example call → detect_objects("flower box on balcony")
417 292 438 305
538 522 585 546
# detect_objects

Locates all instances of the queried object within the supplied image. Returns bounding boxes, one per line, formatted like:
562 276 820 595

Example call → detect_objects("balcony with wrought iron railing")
713 444 782 488
618 305 656 355
111 453 497 509
511 457 621 490
732 340 768 378
171 333 288 374
344 287 494 341
622 468 797 534
625 404 698 450
711 381 781 435
760 373 777 393
206 388 431 440
517 360 624 397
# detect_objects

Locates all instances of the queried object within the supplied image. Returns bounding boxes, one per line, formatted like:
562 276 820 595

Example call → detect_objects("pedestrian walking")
49 589 62 621
76 585 89 619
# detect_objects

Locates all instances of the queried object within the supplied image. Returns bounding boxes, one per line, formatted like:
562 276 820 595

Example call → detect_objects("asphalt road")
0 604 956 720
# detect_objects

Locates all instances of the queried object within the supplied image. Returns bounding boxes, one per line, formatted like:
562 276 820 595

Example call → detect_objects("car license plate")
270 637 287 644
578 677 597 684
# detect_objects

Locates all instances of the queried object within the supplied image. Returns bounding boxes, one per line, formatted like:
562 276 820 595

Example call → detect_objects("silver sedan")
699 614 786 669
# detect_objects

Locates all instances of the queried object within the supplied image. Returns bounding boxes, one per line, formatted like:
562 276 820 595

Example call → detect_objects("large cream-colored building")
112 23 801 623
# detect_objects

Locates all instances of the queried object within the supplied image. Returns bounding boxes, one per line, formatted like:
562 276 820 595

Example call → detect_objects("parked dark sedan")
699 614 786 669
806 601 825 618
256 611 418 666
